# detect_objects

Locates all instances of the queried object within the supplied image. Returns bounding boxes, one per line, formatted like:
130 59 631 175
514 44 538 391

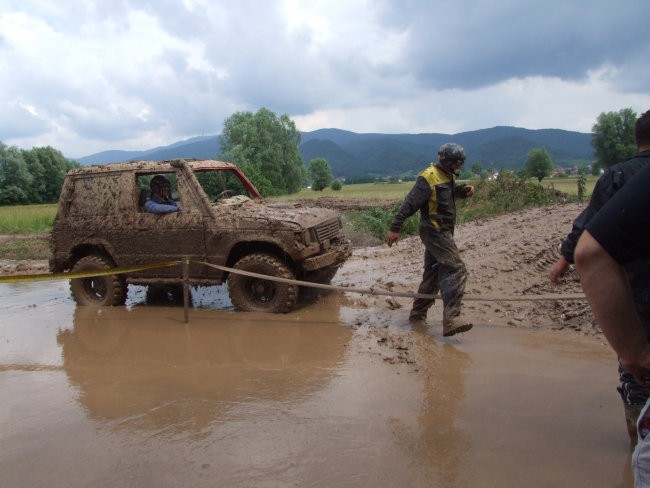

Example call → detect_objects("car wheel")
70 255 126 306
227 253 298 313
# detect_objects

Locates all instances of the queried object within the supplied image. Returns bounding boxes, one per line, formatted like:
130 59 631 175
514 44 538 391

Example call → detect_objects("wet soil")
0 201 594 336
0 201 635 487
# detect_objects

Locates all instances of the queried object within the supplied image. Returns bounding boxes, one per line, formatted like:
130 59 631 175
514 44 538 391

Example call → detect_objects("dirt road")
1 201 594 335
332 201 595 336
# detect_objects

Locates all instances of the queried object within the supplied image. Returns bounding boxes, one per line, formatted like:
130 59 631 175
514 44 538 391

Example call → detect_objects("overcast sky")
2 0 650 158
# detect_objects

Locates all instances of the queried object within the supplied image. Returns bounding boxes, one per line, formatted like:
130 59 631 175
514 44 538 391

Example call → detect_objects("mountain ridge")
76 126 594 177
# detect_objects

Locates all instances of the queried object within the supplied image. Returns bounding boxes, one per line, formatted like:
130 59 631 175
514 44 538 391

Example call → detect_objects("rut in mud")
332 201 596 336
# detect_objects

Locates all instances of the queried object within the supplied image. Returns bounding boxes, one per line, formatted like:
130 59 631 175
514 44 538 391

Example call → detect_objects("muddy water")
0 282 633 487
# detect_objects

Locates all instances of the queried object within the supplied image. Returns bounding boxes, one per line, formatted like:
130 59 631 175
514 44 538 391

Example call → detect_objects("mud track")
330 200 597 337
0 201 595 336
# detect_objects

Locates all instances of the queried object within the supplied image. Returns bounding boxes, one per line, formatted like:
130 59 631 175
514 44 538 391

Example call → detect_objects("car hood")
212 199 340 230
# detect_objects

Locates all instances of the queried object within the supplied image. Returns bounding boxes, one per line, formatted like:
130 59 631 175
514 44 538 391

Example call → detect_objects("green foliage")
345 174 380 184
525 147 553 182
219 107 306 196
577 166 587 201
330 179 342 191
0 143 78 206
456 170 571 223
344 204 419 241
308 158 333 191
591 108 637 168
458 169 475 180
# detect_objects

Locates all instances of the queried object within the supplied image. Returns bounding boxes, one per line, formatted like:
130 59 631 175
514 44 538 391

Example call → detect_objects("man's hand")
549 256 570 284
385 231 400 247
464 185 475 197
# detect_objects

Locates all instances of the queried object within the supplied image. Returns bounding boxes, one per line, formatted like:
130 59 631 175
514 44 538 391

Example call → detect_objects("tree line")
0 107 639 205
0 143 80 206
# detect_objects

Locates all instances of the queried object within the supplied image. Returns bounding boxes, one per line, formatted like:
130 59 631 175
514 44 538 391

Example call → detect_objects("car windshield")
195 169 252 201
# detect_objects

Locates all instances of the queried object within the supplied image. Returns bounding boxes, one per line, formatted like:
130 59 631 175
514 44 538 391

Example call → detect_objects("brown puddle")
0 282 633 487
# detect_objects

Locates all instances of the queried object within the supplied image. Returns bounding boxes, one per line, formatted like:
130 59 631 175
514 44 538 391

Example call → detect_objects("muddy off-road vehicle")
50 159 352 312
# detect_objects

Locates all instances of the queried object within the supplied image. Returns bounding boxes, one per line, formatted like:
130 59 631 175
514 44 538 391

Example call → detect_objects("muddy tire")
227 253 298 313
70 255 126 306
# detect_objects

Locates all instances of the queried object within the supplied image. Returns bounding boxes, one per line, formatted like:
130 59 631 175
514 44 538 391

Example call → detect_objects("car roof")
67 159 238 176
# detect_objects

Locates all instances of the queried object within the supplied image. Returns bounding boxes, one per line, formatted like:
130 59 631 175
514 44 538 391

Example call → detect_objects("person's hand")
549 256 570 284
464 185 475 197
385 231 400 247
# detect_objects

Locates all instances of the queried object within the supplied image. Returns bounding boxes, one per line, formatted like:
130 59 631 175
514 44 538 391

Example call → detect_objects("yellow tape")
0 261 181 283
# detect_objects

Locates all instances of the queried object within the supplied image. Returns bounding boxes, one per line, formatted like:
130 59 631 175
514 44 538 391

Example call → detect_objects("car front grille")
314 219 340 243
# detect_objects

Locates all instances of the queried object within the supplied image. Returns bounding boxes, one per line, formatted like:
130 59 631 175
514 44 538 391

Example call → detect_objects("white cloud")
1 0 649 157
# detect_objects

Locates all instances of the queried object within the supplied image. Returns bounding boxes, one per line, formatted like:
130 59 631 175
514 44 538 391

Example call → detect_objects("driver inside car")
145 175 180 214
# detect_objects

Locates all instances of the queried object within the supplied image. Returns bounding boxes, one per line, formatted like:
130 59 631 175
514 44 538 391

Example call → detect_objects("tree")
0 143 32 205
525 147 553 182
471 162 484 175
35 147 79 202
591 108 637 168
308 158 333 191
219 108 306 196
330 179 342 191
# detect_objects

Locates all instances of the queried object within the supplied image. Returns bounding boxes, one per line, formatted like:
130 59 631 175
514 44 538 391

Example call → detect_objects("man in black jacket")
386 143 474 337
550 109 650 444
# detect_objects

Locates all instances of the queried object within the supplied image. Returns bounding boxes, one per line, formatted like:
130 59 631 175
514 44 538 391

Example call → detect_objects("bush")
456 170 573 223
331 179 342 191
343 204 418 241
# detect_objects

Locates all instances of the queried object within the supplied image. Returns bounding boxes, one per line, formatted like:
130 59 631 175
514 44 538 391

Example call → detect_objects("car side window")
136 173 180 212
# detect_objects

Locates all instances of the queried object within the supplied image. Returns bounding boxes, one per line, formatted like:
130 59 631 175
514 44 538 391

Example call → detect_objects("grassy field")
278 175 598 201
542 175 598 195
0 204 57 233
274 182 415 200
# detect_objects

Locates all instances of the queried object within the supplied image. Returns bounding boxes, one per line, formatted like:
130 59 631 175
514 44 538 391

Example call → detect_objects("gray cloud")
377 0 650 91
1 0 649 157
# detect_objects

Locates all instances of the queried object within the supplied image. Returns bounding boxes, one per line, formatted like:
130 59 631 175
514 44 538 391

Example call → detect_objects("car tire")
70 255 126 306
227 253 298 313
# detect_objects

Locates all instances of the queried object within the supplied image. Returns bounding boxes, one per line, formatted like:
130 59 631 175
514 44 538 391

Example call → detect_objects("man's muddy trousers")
409 228 467 322
619 303 650 445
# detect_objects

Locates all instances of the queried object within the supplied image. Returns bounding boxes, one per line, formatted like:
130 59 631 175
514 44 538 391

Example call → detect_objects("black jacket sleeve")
559 170 615 263
389 176 432 233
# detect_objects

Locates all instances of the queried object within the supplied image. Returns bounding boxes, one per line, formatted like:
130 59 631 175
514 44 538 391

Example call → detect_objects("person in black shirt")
550 109 650 444
575 161 650 483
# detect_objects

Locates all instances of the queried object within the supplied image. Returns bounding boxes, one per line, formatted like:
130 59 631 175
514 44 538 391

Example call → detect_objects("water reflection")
394 330 471 487
58 306 352 431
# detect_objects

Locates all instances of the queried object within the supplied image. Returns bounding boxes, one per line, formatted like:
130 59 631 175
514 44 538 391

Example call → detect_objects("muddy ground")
3 200 638 488
1 201 594 336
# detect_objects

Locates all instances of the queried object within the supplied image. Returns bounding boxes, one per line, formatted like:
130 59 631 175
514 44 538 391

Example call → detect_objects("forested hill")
77 126 593 178
299 126 593 177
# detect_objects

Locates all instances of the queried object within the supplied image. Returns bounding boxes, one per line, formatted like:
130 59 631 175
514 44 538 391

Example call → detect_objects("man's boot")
625 403 644 448
442 316 473 337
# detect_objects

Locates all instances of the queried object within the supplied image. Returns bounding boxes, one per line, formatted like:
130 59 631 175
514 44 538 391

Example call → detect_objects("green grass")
273 182 414 200
543 175 598 196
275 175 598 201
0 204 57 233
